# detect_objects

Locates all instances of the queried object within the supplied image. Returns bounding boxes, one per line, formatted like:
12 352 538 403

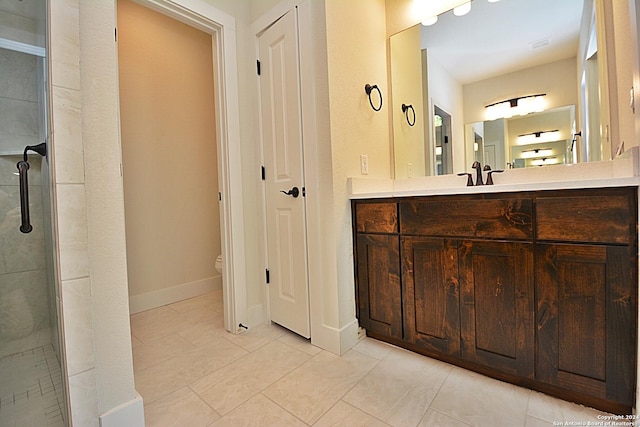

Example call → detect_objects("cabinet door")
536 244 636 407
402 237 460 355
355 234 402 339
459 240 534 377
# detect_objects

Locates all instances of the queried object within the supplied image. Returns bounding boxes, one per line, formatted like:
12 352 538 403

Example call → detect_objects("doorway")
115 0 247 332
118 0 221 314
434 105 453 175
0 37 68 427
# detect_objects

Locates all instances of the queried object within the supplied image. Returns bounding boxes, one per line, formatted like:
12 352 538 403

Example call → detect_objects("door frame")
135 0 246 332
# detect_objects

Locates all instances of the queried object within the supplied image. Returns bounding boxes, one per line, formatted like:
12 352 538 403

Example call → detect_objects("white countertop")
348 147 640 199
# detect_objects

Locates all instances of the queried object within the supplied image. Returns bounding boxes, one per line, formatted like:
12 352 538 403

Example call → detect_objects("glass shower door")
0 2 68 425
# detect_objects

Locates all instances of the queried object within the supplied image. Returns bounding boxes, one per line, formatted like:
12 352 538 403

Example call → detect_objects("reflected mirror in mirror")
389 0 606 178
467 105 576 170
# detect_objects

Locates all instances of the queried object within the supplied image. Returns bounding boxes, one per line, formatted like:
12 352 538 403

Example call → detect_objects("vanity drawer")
400 198 533 239
354 201 398 234
536 191 634 244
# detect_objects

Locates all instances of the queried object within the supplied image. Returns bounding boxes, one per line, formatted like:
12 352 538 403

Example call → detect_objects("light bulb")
422 15 438 26
453 2 471 16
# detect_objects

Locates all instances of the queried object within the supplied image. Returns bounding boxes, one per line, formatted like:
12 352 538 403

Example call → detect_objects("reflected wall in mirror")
389 0 610 178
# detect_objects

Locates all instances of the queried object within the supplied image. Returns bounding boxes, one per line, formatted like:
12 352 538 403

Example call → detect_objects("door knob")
280 186 300 198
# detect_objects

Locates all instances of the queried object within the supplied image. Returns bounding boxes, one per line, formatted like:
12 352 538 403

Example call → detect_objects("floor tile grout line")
185 384 223 421
413 361 460 425
188 342 318 419
259 390 314 426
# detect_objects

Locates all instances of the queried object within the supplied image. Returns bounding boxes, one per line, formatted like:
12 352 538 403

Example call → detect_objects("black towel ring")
364 84 383 111
402 104 416 126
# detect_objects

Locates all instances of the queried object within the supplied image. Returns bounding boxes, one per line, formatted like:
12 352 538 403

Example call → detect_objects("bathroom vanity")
349 156 640 414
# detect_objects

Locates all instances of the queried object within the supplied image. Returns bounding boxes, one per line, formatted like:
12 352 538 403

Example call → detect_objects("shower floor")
0 345 66 427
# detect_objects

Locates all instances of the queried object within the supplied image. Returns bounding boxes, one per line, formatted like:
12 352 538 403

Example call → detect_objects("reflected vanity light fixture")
517 129 560 145
531 157 559 166
520 148 553 159
485 93 546 120
417 0 474 26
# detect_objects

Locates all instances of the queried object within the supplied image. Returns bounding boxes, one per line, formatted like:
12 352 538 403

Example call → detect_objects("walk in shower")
0 1 68 426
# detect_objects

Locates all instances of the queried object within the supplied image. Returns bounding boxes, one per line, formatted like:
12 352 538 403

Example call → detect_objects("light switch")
360 154 369 175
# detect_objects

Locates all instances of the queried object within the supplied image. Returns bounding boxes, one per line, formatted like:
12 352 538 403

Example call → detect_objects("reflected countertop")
348 147 640 199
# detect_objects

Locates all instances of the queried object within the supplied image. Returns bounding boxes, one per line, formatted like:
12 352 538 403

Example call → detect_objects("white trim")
128 276 222 314
99 393 145 427
136 0 246 333
0 38 46 57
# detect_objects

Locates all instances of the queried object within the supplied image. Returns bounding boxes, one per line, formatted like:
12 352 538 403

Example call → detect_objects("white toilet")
215 254 223 274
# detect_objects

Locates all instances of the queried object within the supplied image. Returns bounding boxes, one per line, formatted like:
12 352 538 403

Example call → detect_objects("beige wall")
325 0 391 330
386 0 422 37
117 0 221 304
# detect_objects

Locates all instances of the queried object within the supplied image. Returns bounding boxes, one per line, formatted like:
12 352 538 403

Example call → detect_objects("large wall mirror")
389 0 609 178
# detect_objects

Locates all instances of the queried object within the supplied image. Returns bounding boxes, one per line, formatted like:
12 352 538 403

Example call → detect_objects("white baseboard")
311 317 360 356
129 276 222 314
339 318 360 355
99 393 144 427
246 303 264 328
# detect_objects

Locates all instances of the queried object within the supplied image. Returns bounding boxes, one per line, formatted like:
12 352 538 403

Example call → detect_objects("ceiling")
419 0 585 85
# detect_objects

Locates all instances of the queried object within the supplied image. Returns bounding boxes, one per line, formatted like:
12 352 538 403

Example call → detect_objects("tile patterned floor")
0 345 66 427
131 290 612 427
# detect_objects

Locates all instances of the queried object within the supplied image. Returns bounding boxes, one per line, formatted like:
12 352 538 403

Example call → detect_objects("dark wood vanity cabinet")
354 202 402 339
352 187 638 414
401 237 460 356
355 233 402 339
458 240 535 378
536 243 635 408
534 188 638 410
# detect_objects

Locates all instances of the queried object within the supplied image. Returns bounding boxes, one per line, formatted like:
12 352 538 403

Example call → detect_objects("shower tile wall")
0 49 39 152
0 47 50 358
0 0 45 47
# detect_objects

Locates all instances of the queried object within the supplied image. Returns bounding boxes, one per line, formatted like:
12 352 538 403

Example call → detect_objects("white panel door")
259 8 310 338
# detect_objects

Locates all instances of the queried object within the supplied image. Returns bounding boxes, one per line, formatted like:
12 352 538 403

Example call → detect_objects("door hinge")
265 269 270 284
302 187 306 197
218 192 222 201
257 60 261 76
115 28 117 42
261 166 266 180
